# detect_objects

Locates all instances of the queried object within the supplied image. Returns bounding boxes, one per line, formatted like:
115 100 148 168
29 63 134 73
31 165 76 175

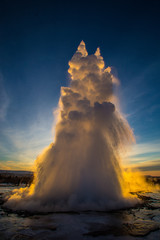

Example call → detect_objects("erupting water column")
5 41 135 212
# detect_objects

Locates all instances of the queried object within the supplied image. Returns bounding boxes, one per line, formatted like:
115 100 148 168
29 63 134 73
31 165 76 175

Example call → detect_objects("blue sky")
0 0 160 175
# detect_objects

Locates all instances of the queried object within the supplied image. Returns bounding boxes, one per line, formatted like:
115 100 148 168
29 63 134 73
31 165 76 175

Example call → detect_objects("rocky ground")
0 185 160 240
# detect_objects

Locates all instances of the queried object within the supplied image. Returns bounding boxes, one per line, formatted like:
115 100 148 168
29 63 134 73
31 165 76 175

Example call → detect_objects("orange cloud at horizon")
0 161 34 172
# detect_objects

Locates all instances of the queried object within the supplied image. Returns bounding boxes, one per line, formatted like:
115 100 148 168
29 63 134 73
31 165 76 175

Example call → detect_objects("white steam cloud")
5 41 136 212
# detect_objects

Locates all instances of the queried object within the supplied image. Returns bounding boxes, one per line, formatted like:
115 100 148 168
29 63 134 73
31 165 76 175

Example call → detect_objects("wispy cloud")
0 76 10 121
126 141 160 159
123 140 160 176
0 115 55 170
0 160 33 171
138 161 160 172
120 62 160 123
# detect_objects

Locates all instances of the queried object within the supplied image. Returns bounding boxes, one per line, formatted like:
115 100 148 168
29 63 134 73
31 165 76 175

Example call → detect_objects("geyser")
5 41 137 212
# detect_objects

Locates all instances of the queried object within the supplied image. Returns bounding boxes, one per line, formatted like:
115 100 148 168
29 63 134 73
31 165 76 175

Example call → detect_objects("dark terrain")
0 170 33 186
0 170 160 240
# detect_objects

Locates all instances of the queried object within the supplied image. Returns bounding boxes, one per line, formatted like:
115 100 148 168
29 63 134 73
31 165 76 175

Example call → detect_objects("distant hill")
0 170 33 186
0 170 160 187
0 170 33 177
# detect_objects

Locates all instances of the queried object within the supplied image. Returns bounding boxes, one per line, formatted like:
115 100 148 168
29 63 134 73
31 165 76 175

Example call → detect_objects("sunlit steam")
5 41 157 212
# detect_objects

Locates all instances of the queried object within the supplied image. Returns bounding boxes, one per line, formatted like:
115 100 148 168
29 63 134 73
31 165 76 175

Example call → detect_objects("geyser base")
4 185 139 213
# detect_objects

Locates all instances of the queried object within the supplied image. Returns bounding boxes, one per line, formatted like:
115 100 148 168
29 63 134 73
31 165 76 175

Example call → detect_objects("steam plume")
5 41 138 211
